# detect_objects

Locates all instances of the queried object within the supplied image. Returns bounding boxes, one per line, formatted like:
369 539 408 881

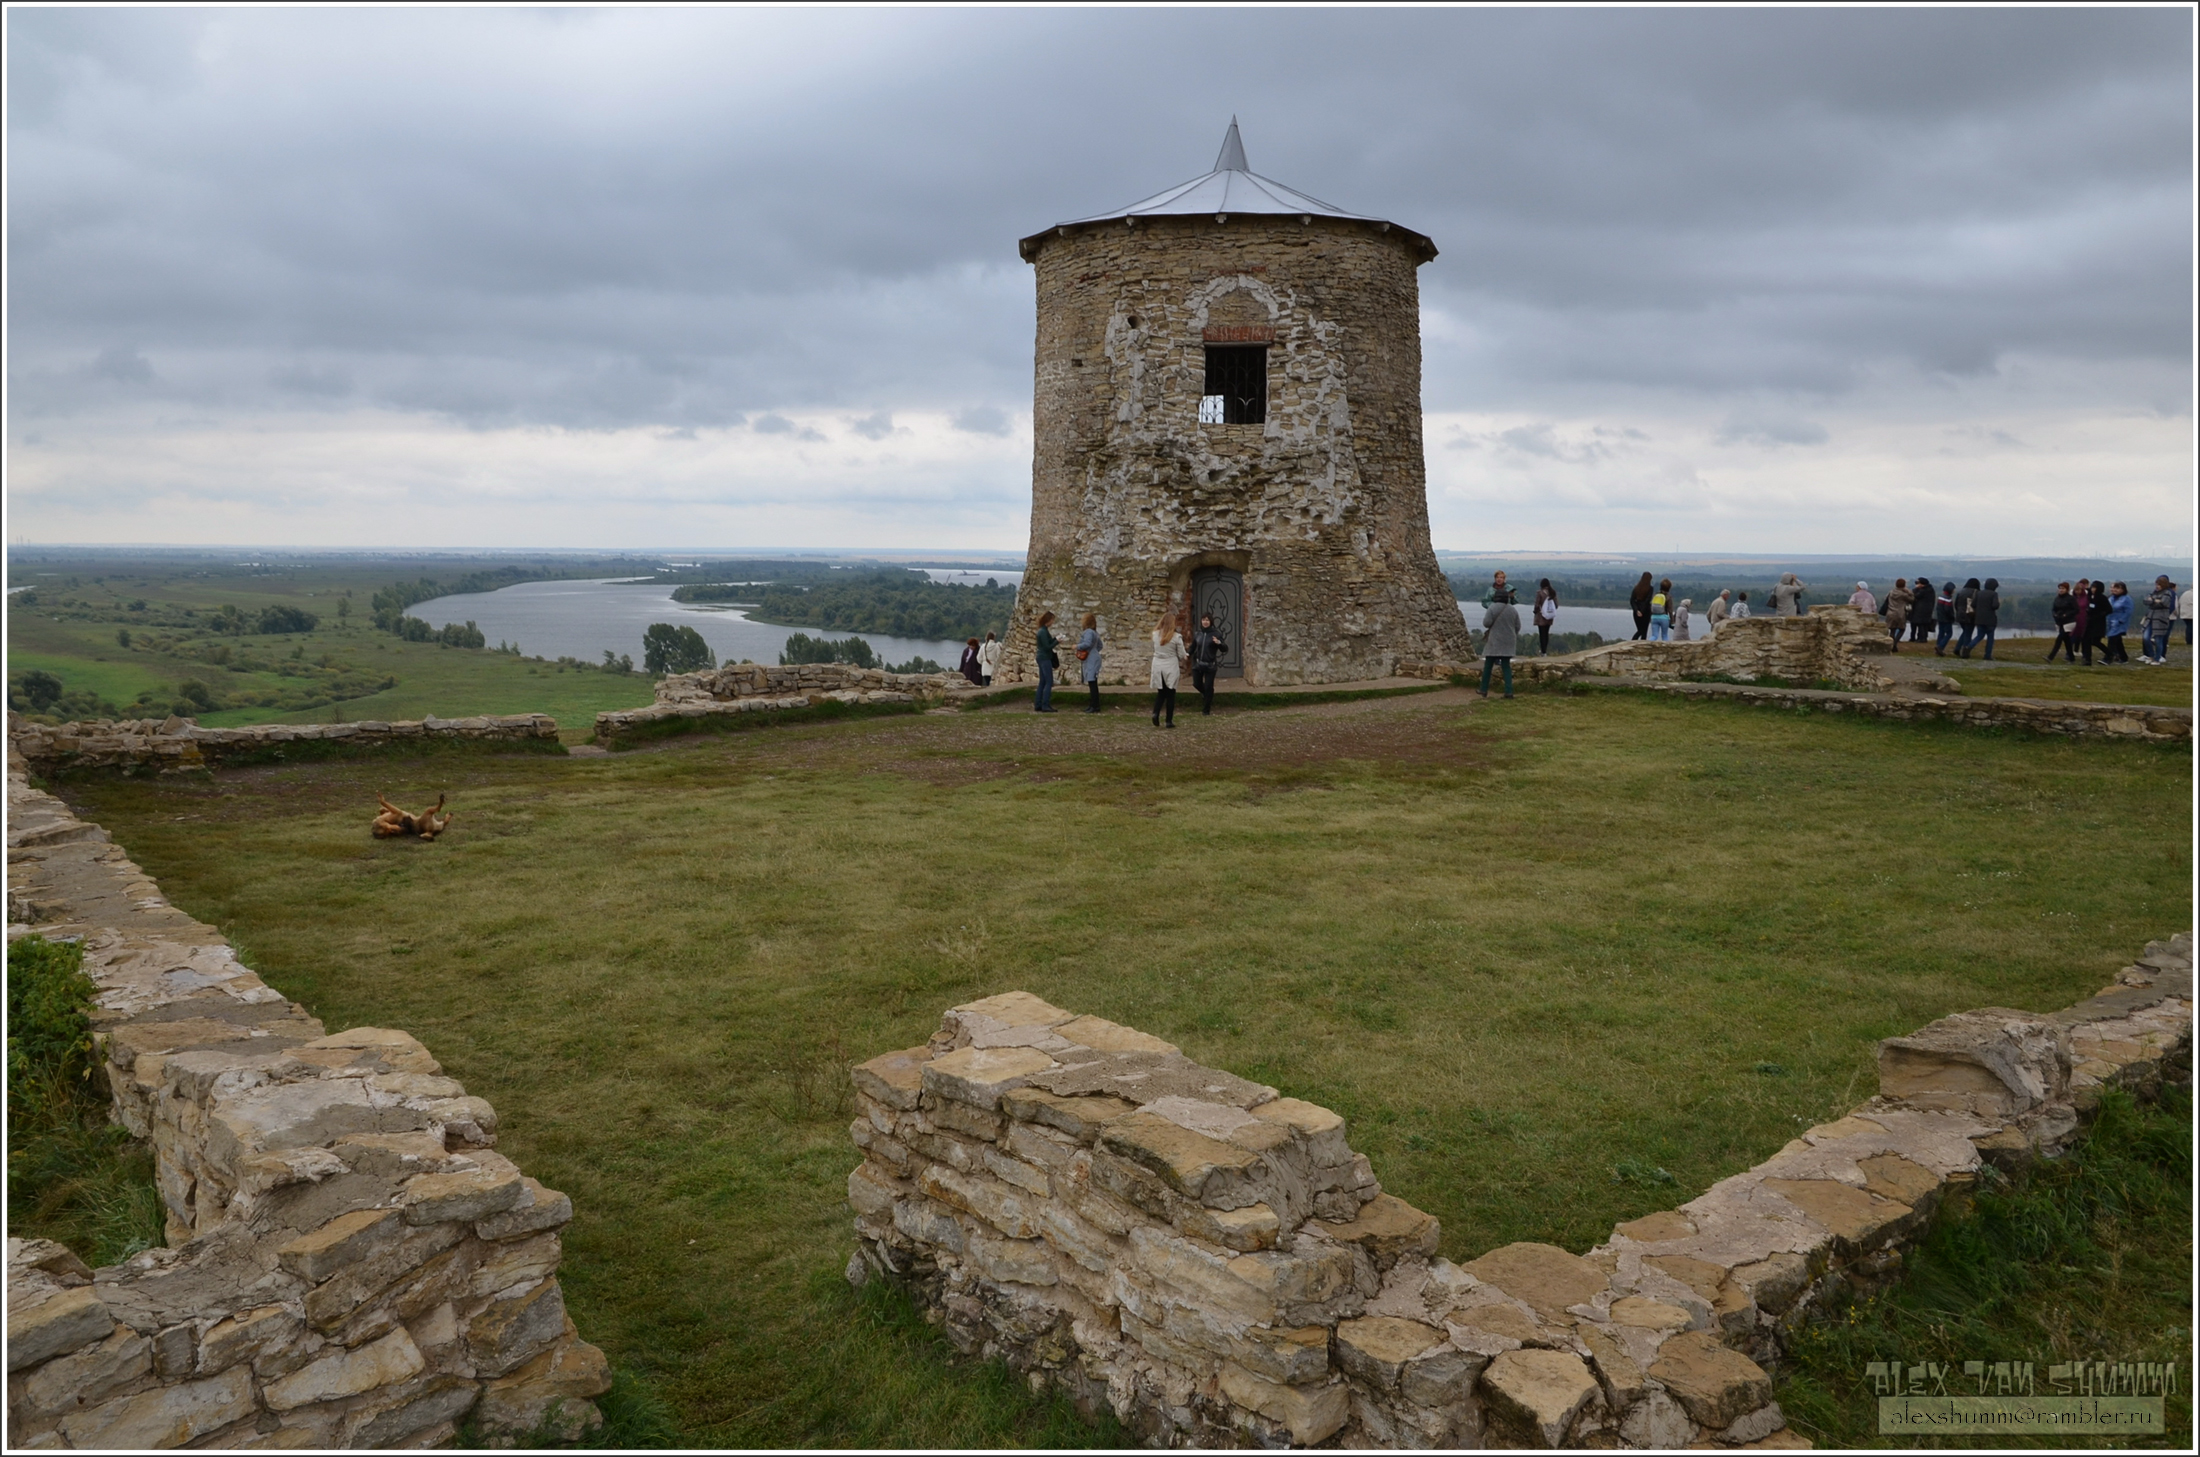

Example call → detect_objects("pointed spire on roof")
1214 117 1248 173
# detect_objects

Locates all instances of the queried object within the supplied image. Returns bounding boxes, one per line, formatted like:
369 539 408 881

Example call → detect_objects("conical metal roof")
1019 119 1435 261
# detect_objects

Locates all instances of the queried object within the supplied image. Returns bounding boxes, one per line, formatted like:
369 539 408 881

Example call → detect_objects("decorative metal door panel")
1189 568 1245 678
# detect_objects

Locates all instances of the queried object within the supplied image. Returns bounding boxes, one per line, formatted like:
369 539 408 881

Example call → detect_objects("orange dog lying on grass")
372 793 454 841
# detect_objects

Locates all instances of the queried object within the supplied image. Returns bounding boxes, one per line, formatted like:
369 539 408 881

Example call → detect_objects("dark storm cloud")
6 7 2191 430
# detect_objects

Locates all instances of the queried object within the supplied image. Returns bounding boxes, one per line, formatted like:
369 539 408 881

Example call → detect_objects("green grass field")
1945 662 2193 708
52 686 2190 1447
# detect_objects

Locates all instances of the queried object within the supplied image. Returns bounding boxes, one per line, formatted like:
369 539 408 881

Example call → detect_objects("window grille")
1202 345 1267 425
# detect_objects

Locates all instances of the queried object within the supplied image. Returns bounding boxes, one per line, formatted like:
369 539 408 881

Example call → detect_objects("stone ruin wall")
847 940 2191 1448
1398 610 2194 743
9 712 559 777
593 662 961 743
1001 217 1473 688
6 747 610 1448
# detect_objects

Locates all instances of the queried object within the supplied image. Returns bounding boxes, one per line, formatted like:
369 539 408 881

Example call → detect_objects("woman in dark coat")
1908 572 1937 641
2047 583 2076 662
2081 582 2110 666
1629 572 1654 640
1933 581 1958 656
958 637 984 685
1967 578 2000 660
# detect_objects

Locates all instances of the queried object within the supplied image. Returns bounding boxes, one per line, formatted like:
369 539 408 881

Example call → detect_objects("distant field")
59 688 2191 1447
8 559 655 740
1945 661 2193 708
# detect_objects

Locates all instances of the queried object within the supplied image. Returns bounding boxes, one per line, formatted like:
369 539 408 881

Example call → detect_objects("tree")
642 623 715 676
255 605 320 634
337 598 351 621
15 670 64 711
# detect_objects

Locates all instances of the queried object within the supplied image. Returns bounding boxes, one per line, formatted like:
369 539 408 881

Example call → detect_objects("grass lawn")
55 689 2191 1447
1944 662 2193 709
1777 1088 2192 1449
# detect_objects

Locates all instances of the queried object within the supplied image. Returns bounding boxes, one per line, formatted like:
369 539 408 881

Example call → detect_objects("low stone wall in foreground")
6 750 609 1448
1603 679 2192 742
8 713 561 776
593 662 960 743
847 937 2191 1448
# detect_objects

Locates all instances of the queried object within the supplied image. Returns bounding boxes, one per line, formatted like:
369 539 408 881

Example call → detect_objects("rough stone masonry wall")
593 662 959 743
6 747 610 1448
9 712 560 777
1001 216 1473 687
846 940 2191 1448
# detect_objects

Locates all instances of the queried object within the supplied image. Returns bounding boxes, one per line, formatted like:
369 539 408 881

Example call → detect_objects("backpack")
1651 592 1668 613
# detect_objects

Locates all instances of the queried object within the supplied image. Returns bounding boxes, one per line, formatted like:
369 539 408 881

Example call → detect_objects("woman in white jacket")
977 632 1001 686
1150 612 1188 728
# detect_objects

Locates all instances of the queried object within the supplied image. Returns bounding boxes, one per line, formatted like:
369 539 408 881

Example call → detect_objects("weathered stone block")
18 1329 153 1417
265 1326 426 1410
55 1366 255 1449
1481 1347 1601 1447
277 1206 401 1283
1320 1194 1441 1270
474 1328 612 1440
466 1280 568 1378
922 1045 1057 1111
916 1164 1042 1239
1646 1330 1774 1429
7 1285 115 1371
1100 1109 1262 1200
403 1165 526 1225
1878 1009 2069 1117
1461 1242 1606 1320
1218 1363 1350 1445
1336 1314 1447 1391
475 1178 574 1241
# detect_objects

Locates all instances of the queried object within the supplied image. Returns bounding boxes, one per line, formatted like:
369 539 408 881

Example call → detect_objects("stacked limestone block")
9 712 559 776
594 663 958 743
1576 609 1895 693
1615 681 2193 742
6 750 609 1448
852 948 2190 1449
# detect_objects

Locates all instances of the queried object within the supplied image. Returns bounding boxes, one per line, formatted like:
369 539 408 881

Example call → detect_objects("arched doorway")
1189 567 1245 678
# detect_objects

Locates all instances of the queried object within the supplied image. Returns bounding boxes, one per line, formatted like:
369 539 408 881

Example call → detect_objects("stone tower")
1001 121 1471 686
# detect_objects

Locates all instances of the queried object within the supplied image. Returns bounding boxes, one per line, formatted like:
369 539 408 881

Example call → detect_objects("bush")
255 604 320 634
12 668 64 711
643 623 716 676
886 656 944 675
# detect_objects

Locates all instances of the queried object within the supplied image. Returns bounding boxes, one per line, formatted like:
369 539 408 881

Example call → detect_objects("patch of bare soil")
832 688 1498 787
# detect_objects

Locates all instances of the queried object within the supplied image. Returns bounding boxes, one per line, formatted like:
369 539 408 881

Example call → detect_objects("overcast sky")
6 6 2193 557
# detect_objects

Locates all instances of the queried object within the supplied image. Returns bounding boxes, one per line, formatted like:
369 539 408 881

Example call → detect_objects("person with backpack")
2046 582 2077 662
1480 587 1522 698
1189 612 1228 715
1033 611 1059 711
1883 579 1913 650
1933 581 1958 656
1771 573 1808 616
1629 572 1654 640
1076 612 1105 712
1953 578 1982 656
1967 578 2001 660
1648 579 1673 641
1532 579 1558 655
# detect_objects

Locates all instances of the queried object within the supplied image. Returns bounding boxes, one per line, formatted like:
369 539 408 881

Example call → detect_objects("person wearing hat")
1847 581 1877 614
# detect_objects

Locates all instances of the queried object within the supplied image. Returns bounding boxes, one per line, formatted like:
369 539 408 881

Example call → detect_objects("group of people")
1843 573 2186 666
1027 609 1230 724
957 633 1002 686
1624 571 1808 642
1849 577 2004 659
2041 575 2185 667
